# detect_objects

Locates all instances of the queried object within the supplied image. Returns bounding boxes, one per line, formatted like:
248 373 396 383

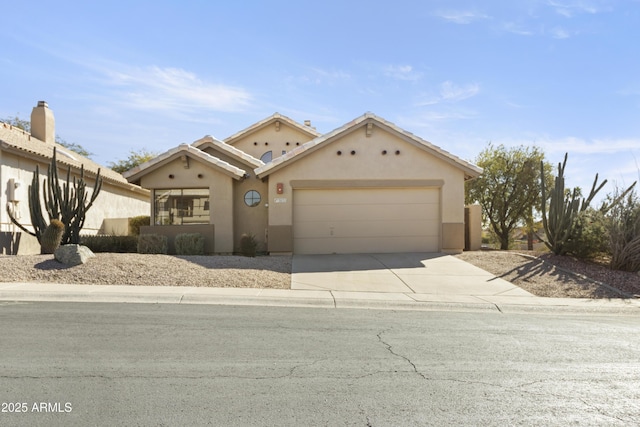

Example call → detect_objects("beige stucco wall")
229 122 316 161
265 124 467 253
1 151 149 254
465 204 483 251
138 156 236 253
233 176 268 252
199 147 269 252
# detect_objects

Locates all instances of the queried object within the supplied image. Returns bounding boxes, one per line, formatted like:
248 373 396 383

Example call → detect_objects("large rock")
54 244 95 266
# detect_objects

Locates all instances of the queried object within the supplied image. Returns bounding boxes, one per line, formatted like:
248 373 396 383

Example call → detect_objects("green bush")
129 216 150 236
175 233 205 255
564 209 609 259
81 235 139 253
239 233 257 257
607 189 640 272
137 234 168 254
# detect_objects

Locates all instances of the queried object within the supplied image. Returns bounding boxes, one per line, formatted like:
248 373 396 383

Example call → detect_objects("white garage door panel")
293 188 440 254
295 236 439 255
295 188 440 205
293 219 440 239
294 204 434 222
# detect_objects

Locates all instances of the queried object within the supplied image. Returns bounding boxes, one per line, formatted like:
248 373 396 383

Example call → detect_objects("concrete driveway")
291 253 533 297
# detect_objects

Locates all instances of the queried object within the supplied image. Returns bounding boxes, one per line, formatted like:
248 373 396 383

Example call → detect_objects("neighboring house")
0 101 150 254
125 112 482 255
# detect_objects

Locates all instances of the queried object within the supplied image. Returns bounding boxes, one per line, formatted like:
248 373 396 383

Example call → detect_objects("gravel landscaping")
1 250 638 299
0 253 291 289
456 250 640 299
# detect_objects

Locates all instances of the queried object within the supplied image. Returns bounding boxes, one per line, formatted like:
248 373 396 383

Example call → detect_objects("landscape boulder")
54 244 95 266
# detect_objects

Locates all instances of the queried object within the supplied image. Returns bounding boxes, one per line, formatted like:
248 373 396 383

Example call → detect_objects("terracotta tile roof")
0 121 143 189
223 112 321 144
255 112 483 180
123 144 247 183
191 135 264 169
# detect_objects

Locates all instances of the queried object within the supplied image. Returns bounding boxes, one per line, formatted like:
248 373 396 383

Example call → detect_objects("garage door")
293 188 440 254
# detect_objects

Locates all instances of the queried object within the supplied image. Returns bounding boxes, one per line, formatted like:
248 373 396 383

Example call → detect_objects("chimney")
30 101 55 144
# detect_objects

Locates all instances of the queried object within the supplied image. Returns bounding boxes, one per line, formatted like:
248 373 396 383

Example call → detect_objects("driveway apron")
291 253 533 297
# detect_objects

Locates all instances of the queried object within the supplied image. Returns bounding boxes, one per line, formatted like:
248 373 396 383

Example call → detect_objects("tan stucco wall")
265 124 467 252
233 176 268 252
465 204 483 251
199 147 269 252
228 122 316 161
138 157 236 253
1 151 149 254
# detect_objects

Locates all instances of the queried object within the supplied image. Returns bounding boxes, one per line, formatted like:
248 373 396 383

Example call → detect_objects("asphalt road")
0 302 638 426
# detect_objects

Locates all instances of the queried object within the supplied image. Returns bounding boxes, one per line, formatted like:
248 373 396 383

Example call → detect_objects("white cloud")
503 22 535 36
418 81 480 106
303 67 351 85
440 81 480 102
434 10 490 24
547 0 605 17
504 135 640 155
104 65 252 113
550 27 572 38
383 65 423 81
399 109 479 129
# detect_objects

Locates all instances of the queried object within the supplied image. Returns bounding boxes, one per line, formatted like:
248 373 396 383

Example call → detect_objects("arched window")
260 151 272 163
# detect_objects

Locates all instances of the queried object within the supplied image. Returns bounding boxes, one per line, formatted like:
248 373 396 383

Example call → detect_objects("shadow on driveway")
292 252 448 273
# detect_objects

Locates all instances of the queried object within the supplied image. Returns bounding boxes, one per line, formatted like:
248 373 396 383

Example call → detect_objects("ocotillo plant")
6 148 102 246
540 153 635 255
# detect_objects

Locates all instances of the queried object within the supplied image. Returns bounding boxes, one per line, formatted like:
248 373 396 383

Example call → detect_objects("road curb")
1 286 638 314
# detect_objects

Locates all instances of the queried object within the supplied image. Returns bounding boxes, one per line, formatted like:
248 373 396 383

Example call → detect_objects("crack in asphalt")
375 329 632 423
376 329 428 380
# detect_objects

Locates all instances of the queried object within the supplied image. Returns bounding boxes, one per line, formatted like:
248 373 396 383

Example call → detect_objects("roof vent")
304 120 311 127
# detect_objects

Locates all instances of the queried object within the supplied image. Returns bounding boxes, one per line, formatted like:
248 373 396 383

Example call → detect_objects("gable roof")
254 113 483 180
192 135 264 169
123 144 247 184
0 121 147 194
223 112 321 144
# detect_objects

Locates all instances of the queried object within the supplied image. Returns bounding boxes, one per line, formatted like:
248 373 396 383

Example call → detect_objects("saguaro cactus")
540 153 635 255
6 148 102 246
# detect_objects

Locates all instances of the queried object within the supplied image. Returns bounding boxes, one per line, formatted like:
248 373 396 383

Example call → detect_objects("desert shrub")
41 219 65 254
81 235 139 253
607 189 640 272
129 216 150 236
137 234 168 254
175 233 205 255
239 233 257 257
564 209 609 259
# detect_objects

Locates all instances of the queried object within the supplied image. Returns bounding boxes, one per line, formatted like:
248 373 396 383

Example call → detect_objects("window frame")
153 188 210 225
244 190 262 207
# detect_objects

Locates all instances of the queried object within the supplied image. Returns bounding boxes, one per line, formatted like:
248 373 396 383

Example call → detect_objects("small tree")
6 148 102 247
109 149 158 174
466 143 551 250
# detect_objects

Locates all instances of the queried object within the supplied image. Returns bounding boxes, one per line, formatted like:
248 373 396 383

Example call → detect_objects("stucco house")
1 101 150 254
125 112 482 255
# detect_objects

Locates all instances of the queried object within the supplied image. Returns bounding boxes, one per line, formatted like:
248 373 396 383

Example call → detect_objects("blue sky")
1 0 639 199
